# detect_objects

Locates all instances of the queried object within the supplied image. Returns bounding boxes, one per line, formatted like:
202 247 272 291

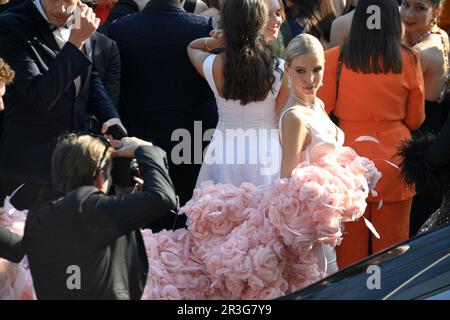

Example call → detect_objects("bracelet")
205 38 213 52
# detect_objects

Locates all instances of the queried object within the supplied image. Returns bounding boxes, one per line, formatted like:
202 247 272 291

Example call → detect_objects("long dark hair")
221 0 281 105
290 0 337 43
342 0 358 14
208 0 222 10
342 0 417 74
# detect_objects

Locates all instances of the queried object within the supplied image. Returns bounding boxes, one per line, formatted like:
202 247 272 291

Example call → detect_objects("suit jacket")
105 0 218 207
102 0 196 27
23 145 177 300
0 0 25 14
0 1 119 185
90 32 121 109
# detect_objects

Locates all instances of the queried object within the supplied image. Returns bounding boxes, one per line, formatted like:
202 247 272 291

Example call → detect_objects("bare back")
329 10 354 48
414 30 450 102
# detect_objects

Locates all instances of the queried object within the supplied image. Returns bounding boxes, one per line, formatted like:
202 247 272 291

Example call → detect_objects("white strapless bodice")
195 54 284 188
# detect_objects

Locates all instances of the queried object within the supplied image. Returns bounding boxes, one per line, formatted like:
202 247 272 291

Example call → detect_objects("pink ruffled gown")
0 196 35 300
0 95 381 299
278 97 345 277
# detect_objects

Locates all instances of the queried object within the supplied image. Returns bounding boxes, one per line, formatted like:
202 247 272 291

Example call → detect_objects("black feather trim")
397 134 449 194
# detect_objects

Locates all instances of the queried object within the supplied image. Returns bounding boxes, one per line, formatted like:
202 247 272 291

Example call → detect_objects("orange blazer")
440 1 450 29
318 46 425 202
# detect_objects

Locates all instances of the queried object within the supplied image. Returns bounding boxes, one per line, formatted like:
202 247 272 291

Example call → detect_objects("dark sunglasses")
87 133 112 179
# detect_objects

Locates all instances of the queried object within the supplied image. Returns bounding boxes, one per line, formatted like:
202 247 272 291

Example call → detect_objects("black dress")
410 100 450 235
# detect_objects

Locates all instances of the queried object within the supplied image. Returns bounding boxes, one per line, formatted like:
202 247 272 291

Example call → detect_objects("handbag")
329 47 344 126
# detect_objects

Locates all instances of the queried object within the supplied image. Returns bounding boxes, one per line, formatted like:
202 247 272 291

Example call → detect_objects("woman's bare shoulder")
413 34 447 67
281 108 307 129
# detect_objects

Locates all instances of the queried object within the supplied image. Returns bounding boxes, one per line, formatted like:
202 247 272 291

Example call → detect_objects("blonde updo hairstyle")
285 33 324 67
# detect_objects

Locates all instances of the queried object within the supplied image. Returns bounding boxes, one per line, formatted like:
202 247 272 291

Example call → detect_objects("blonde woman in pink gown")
279 34 343 276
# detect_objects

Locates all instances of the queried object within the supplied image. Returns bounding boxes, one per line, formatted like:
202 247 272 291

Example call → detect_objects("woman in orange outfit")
439 0 450 33
317 0 425 269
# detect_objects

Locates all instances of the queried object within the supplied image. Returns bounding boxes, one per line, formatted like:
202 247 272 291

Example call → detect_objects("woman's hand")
209 29 225 48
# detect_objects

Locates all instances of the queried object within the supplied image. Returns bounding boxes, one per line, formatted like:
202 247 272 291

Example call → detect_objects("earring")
288 77 292 88
431 17 438 26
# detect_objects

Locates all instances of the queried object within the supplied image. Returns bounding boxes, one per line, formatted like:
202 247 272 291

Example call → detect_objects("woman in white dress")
279 34 342 276
187 0 290 188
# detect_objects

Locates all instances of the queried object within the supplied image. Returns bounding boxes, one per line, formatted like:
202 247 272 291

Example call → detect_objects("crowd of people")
0 0 449 300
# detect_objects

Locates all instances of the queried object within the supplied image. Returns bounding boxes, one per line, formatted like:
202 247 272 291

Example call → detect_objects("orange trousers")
336 199 412 269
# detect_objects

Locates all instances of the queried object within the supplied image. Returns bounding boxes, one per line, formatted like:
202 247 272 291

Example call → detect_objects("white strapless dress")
195 54 284 188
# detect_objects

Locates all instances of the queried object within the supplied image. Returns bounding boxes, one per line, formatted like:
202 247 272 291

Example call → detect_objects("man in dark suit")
105 0 218 227
23 134 176 299
0 0 124 209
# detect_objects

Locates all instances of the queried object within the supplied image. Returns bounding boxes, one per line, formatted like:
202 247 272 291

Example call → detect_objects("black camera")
105 124 139 188
111 157 140 187
106 124 128 140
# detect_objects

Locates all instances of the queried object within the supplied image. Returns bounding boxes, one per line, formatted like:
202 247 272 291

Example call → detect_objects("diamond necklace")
290 93 315 109
414 30 432 45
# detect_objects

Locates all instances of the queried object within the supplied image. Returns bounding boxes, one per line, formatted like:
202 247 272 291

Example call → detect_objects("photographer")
22 134 177 300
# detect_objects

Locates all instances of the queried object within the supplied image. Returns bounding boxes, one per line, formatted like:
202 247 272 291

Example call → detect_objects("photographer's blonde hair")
51 134 112 193
285 34 325 66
